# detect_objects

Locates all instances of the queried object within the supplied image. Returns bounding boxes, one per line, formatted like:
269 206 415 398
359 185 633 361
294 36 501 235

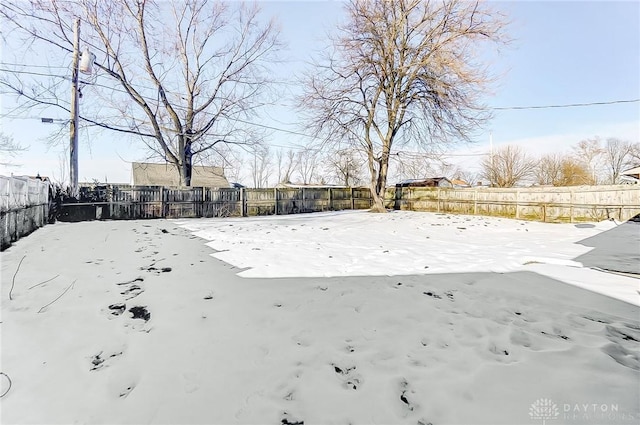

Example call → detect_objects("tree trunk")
369 162 388 213
178 135 193 187
370 186 386 212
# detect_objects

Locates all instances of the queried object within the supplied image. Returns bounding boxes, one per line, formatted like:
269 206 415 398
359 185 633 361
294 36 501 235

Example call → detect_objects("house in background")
131 162 229 188
620 166 640 184
450 178 471 188
395 177 453 188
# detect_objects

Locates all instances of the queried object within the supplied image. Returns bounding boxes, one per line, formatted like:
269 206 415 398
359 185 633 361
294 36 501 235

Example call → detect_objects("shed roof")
396 177 452 187
132 162 229 188
622 166 640 178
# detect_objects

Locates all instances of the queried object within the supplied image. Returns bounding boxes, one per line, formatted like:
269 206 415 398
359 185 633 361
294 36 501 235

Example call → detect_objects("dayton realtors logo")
529 398 560 425
530 399 634 424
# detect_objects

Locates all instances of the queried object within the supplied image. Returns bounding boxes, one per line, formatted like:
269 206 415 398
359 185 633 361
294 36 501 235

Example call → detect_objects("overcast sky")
1 0 638 184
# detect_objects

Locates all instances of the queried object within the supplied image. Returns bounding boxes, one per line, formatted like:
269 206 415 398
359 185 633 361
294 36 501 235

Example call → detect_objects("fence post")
351 187 355 210
515 189 520 219
202 187 206 218
274 187 278 215
161 187 166 218
569 189 574 223
473 189 478 215
328 187 332 211
240 188 246 217
437 188 441 212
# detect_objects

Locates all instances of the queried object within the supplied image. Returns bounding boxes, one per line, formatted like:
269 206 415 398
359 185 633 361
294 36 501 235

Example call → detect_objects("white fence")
1 176 50 250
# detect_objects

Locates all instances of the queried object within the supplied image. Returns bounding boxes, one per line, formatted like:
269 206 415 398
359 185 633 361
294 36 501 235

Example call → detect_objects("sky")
1 0 639 184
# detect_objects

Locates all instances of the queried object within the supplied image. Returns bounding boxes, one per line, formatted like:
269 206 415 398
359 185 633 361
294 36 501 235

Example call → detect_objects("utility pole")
69 17 81 198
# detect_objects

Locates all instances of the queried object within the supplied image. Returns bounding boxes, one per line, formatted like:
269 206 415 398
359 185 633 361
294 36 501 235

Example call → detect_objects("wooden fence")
60 185 373 221
59 183 640 223
387 185 640 222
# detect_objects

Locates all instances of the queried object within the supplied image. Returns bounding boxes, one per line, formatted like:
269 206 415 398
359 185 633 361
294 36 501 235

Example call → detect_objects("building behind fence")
1 176 50 250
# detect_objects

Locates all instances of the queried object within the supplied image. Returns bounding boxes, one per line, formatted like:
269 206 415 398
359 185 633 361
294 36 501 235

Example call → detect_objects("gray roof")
132 162 229 188
622 166 640 178
396 177 452 187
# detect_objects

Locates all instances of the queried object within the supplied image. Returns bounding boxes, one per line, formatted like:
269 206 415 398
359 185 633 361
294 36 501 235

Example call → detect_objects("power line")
0 68 67 79
0 62 70 70
493 99 640 110
5 63 639 111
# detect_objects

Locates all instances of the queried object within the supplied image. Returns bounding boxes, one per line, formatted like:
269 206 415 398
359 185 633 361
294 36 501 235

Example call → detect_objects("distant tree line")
480 137 639 188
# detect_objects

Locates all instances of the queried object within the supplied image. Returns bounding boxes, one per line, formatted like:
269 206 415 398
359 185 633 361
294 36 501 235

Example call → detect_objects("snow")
178 210 638 306
1 211 639 424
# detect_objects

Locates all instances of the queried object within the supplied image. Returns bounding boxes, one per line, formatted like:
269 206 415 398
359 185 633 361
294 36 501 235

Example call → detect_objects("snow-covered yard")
1 210 638 424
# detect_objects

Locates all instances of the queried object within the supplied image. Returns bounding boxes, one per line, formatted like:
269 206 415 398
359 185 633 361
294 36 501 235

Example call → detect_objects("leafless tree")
602 138 636 184
325 149 363 186
534 153 564 186
275 148 297 184
301 0 508 211
452 169 480 187
199 143 243 186
0 132 26 167
481 145 534 187
249 144 272 188
1 0 281 186
392 153 433 182
629 142 640 166
572 138 603 184
295 147 321 185
535 153 594 186
558 158 593 186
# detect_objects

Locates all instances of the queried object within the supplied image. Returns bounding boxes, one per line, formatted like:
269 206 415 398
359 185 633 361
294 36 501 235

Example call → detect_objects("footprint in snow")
332 364 361 390
129 306 151 321
120 284 144 300
281 414 304 425
399 379 416 411
90 350 123 371
119 383 136 398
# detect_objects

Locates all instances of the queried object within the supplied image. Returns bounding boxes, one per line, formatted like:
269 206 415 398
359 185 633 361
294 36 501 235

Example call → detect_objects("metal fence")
1 176 50 250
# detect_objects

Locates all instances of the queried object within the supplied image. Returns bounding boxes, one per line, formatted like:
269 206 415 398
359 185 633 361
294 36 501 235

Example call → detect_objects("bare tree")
534 153 564 186
275 148 297 184
572 138 603 184
481 145 534 187
200 143 243 186
325 149 363 186
301 0 508 211
249 145 272 188
295 147 321 185
629 142 640 166
1 0 281 186
392 153 433 182
452 169 480 187
0 132 26 167
602 138 636 184
558 158 593 186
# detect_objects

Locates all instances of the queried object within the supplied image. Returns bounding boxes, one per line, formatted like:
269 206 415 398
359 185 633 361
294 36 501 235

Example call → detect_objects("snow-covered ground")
1 211 638 424
179 210 639 305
